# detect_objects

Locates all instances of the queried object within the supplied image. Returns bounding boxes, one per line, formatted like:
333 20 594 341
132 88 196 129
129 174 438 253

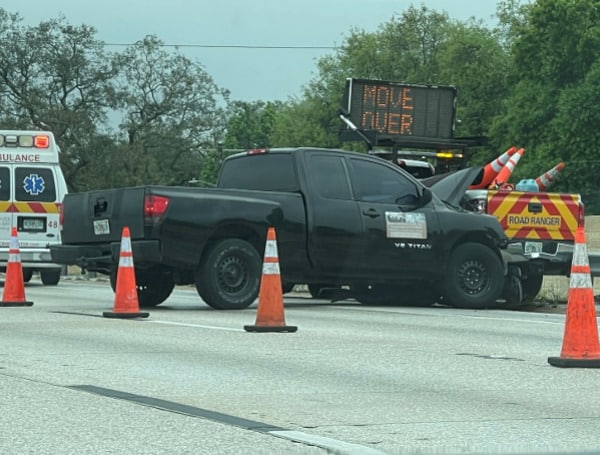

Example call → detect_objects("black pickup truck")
51 147 524 310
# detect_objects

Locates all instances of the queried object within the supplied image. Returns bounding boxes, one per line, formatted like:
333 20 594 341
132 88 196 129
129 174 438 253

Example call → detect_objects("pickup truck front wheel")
442 243 504 309
195 238 261 310
110 266 175 307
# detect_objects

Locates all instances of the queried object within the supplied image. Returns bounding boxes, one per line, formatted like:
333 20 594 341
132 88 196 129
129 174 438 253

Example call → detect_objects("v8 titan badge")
385 212 427 239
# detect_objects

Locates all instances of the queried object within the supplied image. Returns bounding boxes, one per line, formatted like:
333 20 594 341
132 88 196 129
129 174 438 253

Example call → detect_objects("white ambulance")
0 130 68 285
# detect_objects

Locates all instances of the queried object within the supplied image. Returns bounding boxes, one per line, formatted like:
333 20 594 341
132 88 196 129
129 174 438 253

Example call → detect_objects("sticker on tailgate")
93 219 110 235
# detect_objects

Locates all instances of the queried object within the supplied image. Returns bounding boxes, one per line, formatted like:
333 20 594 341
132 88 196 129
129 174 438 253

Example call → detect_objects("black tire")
442 243 504 309
522 273 544 302
502 274 524 308
351 284 439 307
22 268 33 283
110 266 174 307
40 269 61 286
195 238 261 310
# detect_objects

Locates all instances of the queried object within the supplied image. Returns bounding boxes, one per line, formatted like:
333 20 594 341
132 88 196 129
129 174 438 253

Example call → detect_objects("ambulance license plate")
22 217 44 231
93 219 110 235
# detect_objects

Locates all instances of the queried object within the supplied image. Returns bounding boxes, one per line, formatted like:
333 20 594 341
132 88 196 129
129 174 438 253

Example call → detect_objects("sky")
2 0 500 102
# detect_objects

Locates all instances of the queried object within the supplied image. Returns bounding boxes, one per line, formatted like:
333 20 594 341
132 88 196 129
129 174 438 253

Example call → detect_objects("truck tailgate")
61 187 147 244
487 190 582 242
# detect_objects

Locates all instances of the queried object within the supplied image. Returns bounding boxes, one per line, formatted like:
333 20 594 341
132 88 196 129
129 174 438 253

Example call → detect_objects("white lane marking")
269 430 388 455
327 304 567 325
147 320 245 332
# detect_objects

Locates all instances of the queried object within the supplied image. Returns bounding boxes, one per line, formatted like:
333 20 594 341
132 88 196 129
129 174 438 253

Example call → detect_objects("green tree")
489 0 600 210
278 5 509 156
114 35 230 187
223 100 282 150
0 10 118 191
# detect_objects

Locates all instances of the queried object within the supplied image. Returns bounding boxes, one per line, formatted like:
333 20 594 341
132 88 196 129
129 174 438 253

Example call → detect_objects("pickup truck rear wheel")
442 243 504 309
110 266 175 307
195 238 261 310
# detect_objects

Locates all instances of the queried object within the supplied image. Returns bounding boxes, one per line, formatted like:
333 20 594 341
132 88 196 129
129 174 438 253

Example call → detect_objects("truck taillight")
144 195 170 221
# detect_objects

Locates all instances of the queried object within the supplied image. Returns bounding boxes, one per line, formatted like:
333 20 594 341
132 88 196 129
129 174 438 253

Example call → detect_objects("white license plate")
23 218 44 230
93 219 110 235
525 241 542 254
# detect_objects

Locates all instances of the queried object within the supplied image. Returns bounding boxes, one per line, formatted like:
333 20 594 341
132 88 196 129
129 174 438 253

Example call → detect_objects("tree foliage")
489 0 600 211
0 11 229 191
2 2 600 213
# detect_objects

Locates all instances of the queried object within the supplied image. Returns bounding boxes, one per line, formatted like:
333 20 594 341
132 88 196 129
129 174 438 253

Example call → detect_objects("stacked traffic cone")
469 146 517 189
491 147 525 188
1 227 33 307
548 226 600 368
103 226 149 319
535 162 565 191
244 227 297 333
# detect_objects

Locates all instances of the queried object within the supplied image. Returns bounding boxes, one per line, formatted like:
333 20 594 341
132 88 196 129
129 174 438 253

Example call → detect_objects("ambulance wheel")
442 243 504 309
195 238 261 310
40 269 61 286
110 266 174 307
22 268 33 283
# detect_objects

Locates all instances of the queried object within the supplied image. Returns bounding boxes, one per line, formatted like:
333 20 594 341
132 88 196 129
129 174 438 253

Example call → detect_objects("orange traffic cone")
103 226 149 319
1 227 33 307
244 227 297 333
469 146 517 189
490 147 525 188
548 226 600 367
535 162 565 191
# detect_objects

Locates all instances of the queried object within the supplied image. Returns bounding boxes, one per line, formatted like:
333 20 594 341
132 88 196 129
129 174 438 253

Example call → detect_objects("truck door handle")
362 208 380 218
528 202 542 213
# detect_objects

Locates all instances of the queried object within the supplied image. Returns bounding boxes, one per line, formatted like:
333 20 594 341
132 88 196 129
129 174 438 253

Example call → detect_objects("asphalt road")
2 279 600 455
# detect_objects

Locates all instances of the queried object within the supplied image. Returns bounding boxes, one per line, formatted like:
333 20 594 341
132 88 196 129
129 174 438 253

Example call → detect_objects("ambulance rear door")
13 165 62 248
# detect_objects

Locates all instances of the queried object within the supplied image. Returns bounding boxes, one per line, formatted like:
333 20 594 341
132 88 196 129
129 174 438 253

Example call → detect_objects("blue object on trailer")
515 179 539 192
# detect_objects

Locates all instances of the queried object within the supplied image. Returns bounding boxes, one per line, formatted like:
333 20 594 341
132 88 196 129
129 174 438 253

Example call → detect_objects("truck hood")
427 167 484 206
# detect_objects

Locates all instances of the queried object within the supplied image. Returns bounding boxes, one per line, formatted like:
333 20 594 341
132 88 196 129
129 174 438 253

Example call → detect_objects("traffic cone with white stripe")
469 146 517 189
244 227 297 332
103 226 149 319
548 226 600 367
490 147 525 188
535 162 565 191
1 227 33 307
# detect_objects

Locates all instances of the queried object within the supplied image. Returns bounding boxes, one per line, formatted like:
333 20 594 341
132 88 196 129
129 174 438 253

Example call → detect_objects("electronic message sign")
341 78 457 141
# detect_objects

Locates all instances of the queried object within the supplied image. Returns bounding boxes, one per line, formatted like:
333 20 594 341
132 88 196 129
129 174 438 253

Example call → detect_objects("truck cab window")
311 155 351 200
350 158 420 204
218 153 298 191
